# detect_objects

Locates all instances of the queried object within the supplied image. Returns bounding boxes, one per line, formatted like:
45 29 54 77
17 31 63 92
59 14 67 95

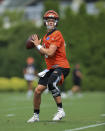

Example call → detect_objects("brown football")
26 35 35 49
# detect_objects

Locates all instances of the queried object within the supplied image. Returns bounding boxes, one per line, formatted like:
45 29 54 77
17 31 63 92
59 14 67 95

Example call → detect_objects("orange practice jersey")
42 30 70 69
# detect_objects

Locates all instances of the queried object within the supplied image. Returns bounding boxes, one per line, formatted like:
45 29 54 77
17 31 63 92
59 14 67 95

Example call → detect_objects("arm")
31 34 57 57
23 68 26 74
40 44 57 57
76 71 82 79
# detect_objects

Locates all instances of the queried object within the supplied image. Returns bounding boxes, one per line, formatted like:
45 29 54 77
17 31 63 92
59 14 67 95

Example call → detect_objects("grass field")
0 92 105 131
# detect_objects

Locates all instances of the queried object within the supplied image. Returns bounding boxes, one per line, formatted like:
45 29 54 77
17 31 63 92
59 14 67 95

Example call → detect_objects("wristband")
36 45 42 51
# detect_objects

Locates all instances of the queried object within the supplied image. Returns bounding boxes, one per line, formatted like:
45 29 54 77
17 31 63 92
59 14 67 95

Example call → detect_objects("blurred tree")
43 0 60 14
0 5 105 91
78 2 87 16
0 11 44 77
95 1 105 13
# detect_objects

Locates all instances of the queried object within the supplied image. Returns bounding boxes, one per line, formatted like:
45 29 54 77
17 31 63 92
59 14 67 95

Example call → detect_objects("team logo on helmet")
43 10 59 20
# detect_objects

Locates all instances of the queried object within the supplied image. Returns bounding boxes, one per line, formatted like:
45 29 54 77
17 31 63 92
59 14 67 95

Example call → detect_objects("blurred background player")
23 57 36 98
68 63 83 97
27 10 70 122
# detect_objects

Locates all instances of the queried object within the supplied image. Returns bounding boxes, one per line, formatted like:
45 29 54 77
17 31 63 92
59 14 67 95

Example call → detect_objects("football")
26 35 35 49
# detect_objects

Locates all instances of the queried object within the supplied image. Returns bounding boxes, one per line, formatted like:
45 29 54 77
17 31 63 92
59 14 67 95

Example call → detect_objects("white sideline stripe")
101 114 105 117
6 114 15 117
65 122 105 131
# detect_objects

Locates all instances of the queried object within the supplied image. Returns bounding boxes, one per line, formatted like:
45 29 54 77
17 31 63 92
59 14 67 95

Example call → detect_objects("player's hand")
31 34 41 46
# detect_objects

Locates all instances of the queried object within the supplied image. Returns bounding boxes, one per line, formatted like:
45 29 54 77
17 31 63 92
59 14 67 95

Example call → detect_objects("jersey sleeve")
51 31 62 47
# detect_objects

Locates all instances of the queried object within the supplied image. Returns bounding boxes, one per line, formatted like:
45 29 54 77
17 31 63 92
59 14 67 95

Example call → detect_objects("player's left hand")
31 34 41 46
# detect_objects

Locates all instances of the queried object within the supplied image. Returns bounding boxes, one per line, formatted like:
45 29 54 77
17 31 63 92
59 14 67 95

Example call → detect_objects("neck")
46 28 56 36
48 27 56 32
47 28 53 32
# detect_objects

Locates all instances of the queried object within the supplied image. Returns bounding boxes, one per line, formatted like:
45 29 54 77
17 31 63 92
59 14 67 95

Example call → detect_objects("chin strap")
46 25 54 30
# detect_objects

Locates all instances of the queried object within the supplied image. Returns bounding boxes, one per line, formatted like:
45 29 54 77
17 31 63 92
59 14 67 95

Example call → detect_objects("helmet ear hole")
54 20 58 26
46 21 48 26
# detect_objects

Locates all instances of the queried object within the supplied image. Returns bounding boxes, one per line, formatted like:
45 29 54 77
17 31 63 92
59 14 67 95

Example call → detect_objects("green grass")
0 92 105 131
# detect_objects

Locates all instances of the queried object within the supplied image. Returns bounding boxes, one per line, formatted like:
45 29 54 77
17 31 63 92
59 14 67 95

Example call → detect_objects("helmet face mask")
43 10 59 29
44 18 58 30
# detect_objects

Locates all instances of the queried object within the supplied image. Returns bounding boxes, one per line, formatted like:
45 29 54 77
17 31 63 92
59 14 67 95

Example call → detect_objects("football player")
27 10 70 122
23 57 36 98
